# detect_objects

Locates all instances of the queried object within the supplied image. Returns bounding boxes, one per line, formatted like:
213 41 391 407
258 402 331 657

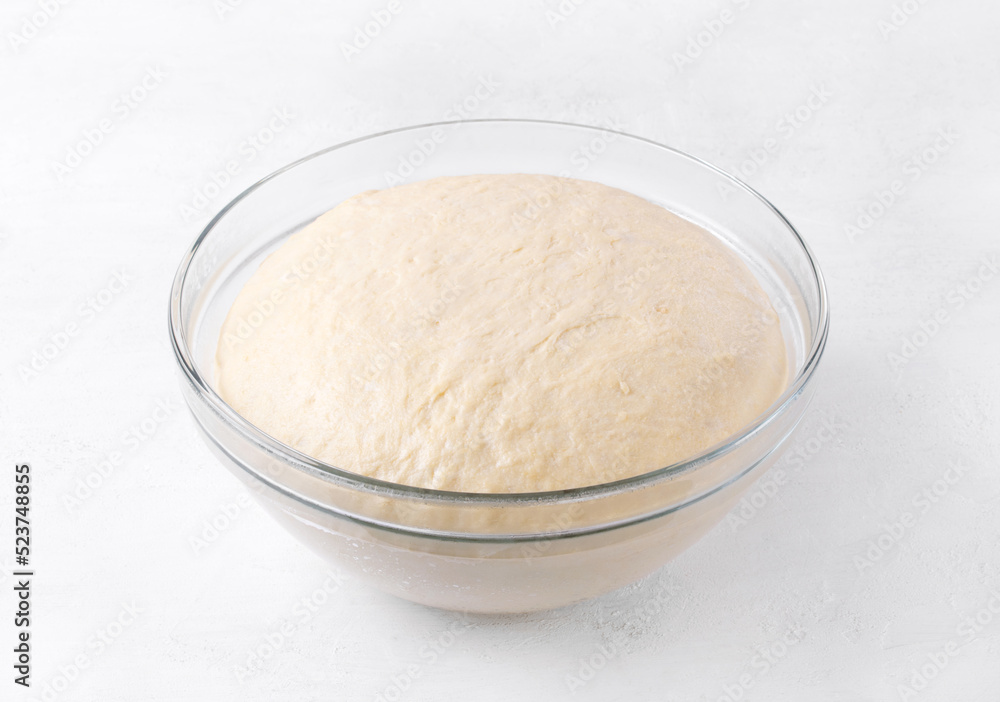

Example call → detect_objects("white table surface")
2 1 999 700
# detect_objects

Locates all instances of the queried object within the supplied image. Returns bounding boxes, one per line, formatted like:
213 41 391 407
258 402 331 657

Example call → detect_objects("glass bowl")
168 119 829 613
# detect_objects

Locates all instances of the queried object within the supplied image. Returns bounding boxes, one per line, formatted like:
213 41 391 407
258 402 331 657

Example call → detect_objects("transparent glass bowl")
168 119 829 613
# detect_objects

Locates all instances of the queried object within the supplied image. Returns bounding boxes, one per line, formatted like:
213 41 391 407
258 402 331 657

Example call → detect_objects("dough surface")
215 174 788 492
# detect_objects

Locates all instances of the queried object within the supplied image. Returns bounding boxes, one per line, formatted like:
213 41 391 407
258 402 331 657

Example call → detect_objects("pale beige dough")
215 174 788 493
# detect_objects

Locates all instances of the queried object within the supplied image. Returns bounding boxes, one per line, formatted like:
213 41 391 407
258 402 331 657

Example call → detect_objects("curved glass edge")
168 118 831 508
191 372 811 543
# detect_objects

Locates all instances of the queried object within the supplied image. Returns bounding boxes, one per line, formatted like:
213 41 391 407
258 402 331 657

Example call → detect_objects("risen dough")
215 174 787 492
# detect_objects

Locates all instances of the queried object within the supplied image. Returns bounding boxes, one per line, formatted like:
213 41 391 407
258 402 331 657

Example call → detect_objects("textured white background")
1 0 999 700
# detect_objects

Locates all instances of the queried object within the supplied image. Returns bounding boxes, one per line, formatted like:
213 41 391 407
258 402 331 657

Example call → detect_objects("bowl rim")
168 117 830 507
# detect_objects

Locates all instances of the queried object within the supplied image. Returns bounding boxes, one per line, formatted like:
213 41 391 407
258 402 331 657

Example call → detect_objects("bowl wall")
170 120 828 612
